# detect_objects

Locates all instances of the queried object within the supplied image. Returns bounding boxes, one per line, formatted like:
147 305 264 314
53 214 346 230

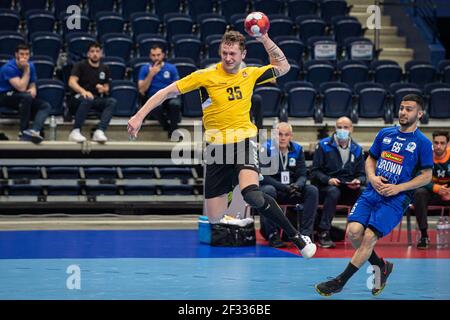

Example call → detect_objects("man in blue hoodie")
311 117 366 248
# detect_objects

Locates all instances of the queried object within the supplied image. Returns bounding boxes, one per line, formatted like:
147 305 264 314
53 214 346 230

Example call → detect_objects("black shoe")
20 129 44 144
372 260 394 296
268 232 286 248
318 231 336 248
417 236 429 250
315 277 344 296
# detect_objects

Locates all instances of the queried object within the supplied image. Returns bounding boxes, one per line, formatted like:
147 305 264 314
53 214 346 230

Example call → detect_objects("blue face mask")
336 129 350 141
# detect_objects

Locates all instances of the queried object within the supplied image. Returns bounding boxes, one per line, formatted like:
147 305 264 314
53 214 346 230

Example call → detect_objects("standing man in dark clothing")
138 44 181 139
68 42 116 142
0 44 51 144
413 130 450 249
311 117 366 248
260 122 319 247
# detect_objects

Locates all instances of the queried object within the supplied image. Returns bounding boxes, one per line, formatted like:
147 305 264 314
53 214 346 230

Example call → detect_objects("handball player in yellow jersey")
128 31 316 258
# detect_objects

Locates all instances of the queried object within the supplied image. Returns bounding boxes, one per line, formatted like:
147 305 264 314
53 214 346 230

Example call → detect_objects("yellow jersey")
176 62 276 144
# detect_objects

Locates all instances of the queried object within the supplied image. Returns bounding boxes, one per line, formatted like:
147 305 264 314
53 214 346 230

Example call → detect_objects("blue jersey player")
315 94 433 297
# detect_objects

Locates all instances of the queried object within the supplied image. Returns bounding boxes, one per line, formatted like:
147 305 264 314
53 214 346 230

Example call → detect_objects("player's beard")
399 115 418 130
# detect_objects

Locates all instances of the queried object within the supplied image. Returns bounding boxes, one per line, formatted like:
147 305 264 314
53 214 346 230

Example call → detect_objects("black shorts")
204 137 260 199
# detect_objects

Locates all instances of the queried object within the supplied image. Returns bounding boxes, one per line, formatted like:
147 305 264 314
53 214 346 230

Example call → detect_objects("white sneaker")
69 129 86 142
92 129 108 142
299 235 317 259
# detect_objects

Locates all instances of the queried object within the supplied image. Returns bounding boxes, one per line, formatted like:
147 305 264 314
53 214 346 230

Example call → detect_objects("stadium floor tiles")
0 229 449 300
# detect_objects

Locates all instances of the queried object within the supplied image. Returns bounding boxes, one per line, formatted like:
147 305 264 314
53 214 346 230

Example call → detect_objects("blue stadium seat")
245 40 268 64
25 9 55 37
319 81 353 119
154 0 182 20
45 166 80 179
168 57 196 65
164 13 194 41
268 14 294 38
161 185 194 195
7 166 41 179
8 185 42 196
344 37 375 62
287 0 317 20
405 60 437 88
205 34 223 59
31 32 61 63
187 0 216 22
121 167 155 179
389 83 422 116
371 60 403 89
137 33 167 57
252 0 284 15
296 15 326 44
83 167 117 179
172 35 202 64
86 185 117 196
285 81 317 119
424 83 450 119
0 9 20 31
36 79 65 115
337 60 369 89
130 13 160 40
172 61 197 78
200 57 220 68
437 60 450 83
123 185 156 196
19 0 47 17
308 36 337 61
274 36 304 64
218 0 249 22
54 0 81 19
0 0 13 9
121 0 149 21
303 60 335 90
30 55 54 79
0 31 25 55
87 0 115 20
253 85 282 117
354 82 390 122
102 33 133 62
276 60 300 90
320 0 349 25
0 54 13 67
199 14 227 42
110 80 139 117
47 185 80 196
129 57 151 82
95 11 125 40
66 32 96 61
181 89 203 117
101 56 127 80
60 13 90 37
332 16 362 47
159 167 193 179
244 58 264 67
230 14 246 35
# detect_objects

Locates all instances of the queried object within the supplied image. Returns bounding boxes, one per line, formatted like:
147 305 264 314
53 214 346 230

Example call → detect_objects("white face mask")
336 129 350 141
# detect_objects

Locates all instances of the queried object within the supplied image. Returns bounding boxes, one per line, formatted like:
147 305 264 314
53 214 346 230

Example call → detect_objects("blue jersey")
368 125 433 194
0 59 37 93
138 62 179 97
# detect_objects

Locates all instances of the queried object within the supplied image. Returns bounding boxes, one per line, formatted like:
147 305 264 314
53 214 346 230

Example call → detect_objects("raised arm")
127 82 181 137
255 34 290 77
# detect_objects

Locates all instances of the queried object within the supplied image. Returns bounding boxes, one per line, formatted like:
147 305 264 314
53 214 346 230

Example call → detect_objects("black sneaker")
290 234 317 259
315 277 344 296
268 232 286 248
417 236 429 250
20 129 44 144
372 260 394 296
318 231 336 248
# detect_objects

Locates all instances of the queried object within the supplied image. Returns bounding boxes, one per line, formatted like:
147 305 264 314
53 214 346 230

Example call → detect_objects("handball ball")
244 12 270 37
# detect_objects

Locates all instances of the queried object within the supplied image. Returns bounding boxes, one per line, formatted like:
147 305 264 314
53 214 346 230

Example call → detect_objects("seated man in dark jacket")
311 117 366 248
260 122 319 247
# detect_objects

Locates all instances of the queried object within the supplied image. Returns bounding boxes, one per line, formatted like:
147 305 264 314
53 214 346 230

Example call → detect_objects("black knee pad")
241 184 266 209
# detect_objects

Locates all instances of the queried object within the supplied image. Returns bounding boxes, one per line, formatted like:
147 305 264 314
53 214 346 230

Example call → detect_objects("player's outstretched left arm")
127 82 180 137
255 34 290 77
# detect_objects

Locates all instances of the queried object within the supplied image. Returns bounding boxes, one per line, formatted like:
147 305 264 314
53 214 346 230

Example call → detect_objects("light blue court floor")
0 230 449 300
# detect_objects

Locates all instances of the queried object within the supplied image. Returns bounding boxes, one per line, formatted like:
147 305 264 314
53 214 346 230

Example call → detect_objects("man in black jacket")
311 117 366 248
260 122 319 247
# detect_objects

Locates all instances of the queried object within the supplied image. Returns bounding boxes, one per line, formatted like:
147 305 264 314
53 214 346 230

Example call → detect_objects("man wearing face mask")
311 117 366 248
